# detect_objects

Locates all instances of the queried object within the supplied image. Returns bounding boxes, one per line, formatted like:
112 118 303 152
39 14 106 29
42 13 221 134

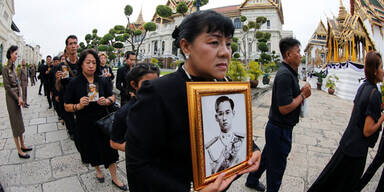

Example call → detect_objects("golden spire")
135 7 145 25
337 0 348 23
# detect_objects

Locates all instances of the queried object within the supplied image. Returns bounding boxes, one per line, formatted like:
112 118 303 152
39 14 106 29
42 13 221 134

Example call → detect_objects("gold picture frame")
186 82 253 191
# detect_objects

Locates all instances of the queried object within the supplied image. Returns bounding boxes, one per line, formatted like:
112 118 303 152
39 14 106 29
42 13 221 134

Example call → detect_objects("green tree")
234 16 268 64
227 59 247 81
247 60 263 81
124 4 157 60
176 2 189 16
193 0 209 7
156 5 172 18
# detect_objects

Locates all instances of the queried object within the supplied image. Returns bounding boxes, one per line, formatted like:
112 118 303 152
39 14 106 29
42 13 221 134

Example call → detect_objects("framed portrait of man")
186 82 253 190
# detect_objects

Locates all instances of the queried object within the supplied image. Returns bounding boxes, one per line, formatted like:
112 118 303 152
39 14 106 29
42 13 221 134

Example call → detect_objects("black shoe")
69 134 74 141
96 176 105 183
245 181 265 191
38 93 42 95
25 104 30 107
24 105 29 108
21 147 33 152
112 180 127 191
18 153 30 159
48 106 52 109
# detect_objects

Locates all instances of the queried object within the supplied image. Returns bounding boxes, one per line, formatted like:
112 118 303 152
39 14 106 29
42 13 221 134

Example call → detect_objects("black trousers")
246 121 292 192
355 136 384 192
52 95 62 118
44 83 51 107
38 80 44 94
308 147 366 192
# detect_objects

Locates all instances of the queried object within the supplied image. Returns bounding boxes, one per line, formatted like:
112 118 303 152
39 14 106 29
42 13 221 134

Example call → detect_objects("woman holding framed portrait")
64 49 127 191
125 10 261 192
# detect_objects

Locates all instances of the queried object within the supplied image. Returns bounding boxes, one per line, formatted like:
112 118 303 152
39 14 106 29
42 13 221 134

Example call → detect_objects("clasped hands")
200 150 261 192
76 96 111 110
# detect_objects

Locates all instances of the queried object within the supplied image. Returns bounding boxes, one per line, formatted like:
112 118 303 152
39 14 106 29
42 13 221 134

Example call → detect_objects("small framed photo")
186 82 253 190
88 83 99 102
62 65 69 79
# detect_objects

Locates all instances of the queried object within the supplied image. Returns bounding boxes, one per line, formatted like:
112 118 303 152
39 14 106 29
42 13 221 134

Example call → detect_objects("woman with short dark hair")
110 63 160 151
2 45 32 159
64 49 126 191
124 10 261 192
308 51 384 191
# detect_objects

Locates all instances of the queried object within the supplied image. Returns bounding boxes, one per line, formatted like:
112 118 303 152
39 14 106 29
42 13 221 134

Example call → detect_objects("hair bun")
172 26 180 39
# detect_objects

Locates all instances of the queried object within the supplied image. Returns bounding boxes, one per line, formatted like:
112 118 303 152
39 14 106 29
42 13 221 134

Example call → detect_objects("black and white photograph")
202 93 247 177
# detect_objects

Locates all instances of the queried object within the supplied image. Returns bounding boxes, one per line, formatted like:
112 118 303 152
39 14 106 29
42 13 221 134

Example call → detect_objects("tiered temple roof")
351 0 384 31
326 0 375 65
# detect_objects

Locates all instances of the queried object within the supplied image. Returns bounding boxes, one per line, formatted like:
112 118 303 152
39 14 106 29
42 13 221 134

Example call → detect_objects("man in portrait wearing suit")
205 95 245 175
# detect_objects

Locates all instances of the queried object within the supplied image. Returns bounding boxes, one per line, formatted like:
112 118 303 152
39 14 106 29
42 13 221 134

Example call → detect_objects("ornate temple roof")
351 0 384 28
304 21 327 52
211 5 240 17
151 0 194 24
240 0 284 24
135 7 145 25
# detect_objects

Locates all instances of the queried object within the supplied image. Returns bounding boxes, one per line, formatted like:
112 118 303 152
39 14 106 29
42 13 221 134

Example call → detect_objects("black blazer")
125 66 259 191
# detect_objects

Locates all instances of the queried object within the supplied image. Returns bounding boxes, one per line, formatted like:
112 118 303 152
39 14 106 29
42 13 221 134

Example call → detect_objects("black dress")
308 80 382 192
125 65 259 192
64 74 118 168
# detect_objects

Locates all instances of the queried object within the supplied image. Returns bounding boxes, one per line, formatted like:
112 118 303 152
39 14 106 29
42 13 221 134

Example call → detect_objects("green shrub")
227 60 247 81
248 61 263 81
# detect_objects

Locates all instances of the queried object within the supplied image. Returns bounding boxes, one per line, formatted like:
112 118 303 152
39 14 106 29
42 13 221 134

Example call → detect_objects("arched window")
154 41 158 55
172 41 178 56
162 41 165 55
234 18 242 29
0 44 3 64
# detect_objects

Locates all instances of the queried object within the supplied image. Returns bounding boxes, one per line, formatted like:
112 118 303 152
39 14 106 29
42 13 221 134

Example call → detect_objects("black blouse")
64 74 113 115
340 80 382 157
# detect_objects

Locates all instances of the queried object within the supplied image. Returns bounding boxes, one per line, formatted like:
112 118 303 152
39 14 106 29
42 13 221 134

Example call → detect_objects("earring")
185 54 189 60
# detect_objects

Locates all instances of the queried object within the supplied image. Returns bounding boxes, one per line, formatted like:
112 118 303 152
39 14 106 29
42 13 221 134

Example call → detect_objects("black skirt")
308 146 367 192
76 102 118 168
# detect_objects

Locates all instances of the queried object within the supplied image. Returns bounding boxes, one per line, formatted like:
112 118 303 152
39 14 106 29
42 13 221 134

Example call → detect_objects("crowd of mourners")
2 10 384 192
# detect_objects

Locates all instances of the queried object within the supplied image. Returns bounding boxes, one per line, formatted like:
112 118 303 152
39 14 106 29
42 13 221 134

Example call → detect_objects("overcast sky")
13 0 350 57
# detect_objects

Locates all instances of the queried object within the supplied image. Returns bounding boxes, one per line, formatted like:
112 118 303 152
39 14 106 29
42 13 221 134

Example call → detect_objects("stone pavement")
0 82 382 192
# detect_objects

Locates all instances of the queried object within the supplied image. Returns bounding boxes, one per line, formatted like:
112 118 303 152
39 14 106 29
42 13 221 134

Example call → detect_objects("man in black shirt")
55 35 79 140
245 37 311 192
43 56 53 109
37 59 45 95
50 57 62 120
116 51 136 106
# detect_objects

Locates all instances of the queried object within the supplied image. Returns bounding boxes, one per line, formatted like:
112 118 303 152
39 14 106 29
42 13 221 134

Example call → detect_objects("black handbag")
95 102 120 137
96 111 116 137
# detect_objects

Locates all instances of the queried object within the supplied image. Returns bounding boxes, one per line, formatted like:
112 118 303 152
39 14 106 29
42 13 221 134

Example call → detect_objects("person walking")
30 64 36 86
55 35 79 140
17 59 29 108
2 45 32 159
110 63 160 152
116 51 135 106
64 49 126 191
308 51 384 192
245 37 312 192
124 10 261 192
37 59 45 95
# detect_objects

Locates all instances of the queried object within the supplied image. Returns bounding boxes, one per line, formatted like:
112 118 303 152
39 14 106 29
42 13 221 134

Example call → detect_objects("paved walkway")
0 83 382 192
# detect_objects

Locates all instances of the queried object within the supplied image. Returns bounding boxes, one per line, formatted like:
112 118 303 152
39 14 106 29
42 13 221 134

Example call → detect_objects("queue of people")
3 9 384 192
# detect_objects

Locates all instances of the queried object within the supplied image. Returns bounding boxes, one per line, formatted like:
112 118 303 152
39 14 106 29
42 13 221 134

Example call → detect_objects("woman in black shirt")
125 10 261 192
110 63 160 151
308 51 384 192
64 49 127 191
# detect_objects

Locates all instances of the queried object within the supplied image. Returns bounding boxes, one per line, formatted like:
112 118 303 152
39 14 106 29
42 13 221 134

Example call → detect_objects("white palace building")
0 0 41 66
125 0 292 67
